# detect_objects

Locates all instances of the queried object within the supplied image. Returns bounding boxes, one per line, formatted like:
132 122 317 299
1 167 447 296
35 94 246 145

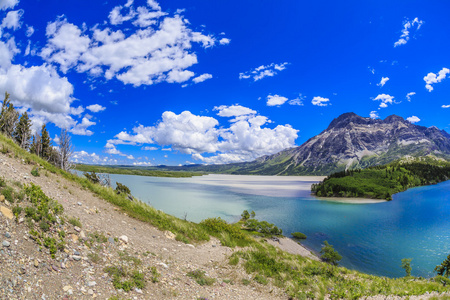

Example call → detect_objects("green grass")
1 133 450 298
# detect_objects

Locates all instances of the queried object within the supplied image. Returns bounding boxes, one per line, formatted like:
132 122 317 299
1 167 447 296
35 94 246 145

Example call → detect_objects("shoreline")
266 237 320 261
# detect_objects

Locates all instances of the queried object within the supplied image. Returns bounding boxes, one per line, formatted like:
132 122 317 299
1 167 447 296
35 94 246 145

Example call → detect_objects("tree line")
0 92 73 171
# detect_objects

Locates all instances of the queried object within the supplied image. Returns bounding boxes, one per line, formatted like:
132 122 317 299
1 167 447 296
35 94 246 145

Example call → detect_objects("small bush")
12 205 22 218
68 217 82 228
115 182 131 195
31 168 40 177
1 186 14 202
291 232 307 239
88 252 101 264
187 269 216 286
39 220 50 232
150 266 160 283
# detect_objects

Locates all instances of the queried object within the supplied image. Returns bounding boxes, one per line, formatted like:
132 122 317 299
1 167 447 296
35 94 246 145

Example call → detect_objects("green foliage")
200 217 251 247
68 217 82 228
401 258 412 277
104 265 146 292
150 266 160 283
291 232 307 239
435 254 450 278
84 171 100 184
115 182 131 195
89 231 108 243
311 160 450 200
0 92 19 138
1 186 14 202
320 241 342 266
187 269 216 286
14 111 32 149
12 205 22 218
31 167 40 177
244 218 282 236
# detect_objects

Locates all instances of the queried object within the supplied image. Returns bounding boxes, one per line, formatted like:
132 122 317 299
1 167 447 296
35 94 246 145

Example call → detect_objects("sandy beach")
267 237 319 261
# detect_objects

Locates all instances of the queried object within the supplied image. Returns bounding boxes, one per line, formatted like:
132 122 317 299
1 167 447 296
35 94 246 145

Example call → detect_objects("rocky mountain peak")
326 112 373 130
383 115 405 124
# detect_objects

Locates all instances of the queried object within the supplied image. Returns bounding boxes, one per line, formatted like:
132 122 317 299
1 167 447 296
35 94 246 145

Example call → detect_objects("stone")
0 206 13 219
87 289 94 295
87 281 96 287
186 244 195 248
80 231 86 239
73 255 81 261
74 250 80 256
5 232 11 238
77 202 82 206
63 285 72 292
18 217 24 224
52 265 59 272
119 235 128 243
0 195 4 202
34 260 39 268
157 262 169 269
108 237 115 244
2 240 10 247
74 226 81 232
164 231 175 240
71 234 79 243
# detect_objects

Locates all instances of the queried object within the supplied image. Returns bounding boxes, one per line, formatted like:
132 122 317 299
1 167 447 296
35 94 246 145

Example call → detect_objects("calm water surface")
100 173 450 278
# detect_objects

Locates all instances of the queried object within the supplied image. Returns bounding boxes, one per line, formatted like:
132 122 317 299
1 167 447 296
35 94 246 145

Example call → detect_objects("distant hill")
166 112 450 175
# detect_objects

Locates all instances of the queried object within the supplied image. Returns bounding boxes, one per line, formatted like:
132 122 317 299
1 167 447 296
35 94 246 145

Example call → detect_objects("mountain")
172 112 450 175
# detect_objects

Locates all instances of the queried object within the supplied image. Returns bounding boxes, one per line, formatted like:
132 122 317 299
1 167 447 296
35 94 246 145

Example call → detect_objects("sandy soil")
266 237 319 261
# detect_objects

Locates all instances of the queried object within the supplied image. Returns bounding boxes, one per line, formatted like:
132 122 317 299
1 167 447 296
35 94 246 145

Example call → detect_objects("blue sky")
0 0 449 166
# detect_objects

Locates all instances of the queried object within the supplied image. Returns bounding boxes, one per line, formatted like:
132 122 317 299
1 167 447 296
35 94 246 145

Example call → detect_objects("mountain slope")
171 112 450 175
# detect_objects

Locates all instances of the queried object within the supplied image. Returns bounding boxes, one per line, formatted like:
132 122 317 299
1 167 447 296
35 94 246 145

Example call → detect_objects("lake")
93 173 450 278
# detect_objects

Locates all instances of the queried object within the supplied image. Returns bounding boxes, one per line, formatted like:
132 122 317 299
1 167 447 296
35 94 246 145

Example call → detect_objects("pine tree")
14 112 32 149
0 92 19 138
30 133 42 156
40 124 51 160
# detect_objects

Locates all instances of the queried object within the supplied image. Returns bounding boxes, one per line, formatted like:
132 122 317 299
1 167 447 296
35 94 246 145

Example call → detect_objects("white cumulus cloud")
39 1 223 87
424 68 449 92
311 96 330 107
266 94 288 106
442 105 450 108
406 116 420 123
1 9 23 30
373 94 394 108
108 108 298 164
86 104 106 113
239 62 288 81
0 0 19 11
406 92 416 102
377 77 389 87
369 111 379 119
192 73 212 84
394 17 424 47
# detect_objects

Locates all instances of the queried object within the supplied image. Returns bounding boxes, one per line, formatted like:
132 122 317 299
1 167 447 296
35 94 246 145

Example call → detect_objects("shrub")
401 258 412 277
435 254 450 278
244 219 282 236
31 168 40 177
292 232 307 239
115 182 131 195
68 217 82 228
320 241 342 266
187 269 216 286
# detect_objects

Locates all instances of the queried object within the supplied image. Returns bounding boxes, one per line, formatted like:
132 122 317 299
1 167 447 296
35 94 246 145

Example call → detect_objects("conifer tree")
40 124 51 160
30 133 42 156
0 92 19 138
14 112 32 149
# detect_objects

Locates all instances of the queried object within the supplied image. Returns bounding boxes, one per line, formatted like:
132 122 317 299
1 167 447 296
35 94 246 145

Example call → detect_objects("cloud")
1 9 23 30
41 17 91 73
142 146 158 150
108 108 298 164
192 73 212 84
0 0 19 11
213 104 256 117
442 105 450 108
40 2 223 87
266 94 288 106
406 116 420 123
25 25 34 37
288 94 305 106
377 77 389 87
369 111 379 119
406 92 416 102
424 68 449 92
311 96 330 107
239 62 288 81
219 38 230 45
394 17 424 47
70 117 96 136
373 94 394 108
86 104 106 113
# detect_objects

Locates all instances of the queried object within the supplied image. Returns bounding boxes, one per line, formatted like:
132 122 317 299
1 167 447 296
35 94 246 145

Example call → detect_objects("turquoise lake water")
93 173 450 278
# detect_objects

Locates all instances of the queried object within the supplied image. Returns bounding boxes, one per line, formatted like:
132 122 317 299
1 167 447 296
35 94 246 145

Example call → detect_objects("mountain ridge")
165 112 450 175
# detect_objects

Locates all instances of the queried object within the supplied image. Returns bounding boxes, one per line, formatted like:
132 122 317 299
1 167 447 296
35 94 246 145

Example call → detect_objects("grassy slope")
312 158 450 200
1 134 449 299
75 164 203 178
